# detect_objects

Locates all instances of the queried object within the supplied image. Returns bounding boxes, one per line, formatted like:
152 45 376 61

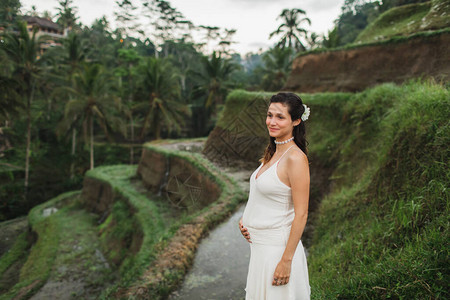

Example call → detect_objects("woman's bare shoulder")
287 146 308 166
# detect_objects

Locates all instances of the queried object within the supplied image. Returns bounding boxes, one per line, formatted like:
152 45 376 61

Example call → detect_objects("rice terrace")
0 0 448 299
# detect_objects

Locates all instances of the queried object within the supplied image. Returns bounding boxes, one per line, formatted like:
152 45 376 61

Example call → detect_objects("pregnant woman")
239 92 311 299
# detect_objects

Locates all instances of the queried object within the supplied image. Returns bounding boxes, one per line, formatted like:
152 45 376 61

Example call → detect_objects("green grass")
82 165 170 286
306 80 449 299
215 81 449 298
0 232 28 282
294 0 450 58
356 2 432 43
299 26 450 58
356 0 450 44
83 145 246 298
0 190 81 300
0 142 245 299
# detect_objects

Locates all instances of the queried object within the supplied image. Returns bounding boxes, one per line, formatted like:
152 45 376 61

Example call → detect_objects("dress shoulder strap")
276 144 295 165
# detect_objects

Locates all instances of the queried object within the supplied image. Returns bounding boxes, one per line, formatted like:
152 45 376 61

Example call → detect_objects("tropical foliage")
135 57 188 140
322 0 432 47
259 47 294 91
1 21 45 190
269 8 311 51
0 0 247 219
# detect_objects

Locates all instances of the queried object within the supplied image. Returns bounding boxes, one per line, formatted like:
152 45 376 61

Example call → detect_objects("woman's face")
266 102 299 139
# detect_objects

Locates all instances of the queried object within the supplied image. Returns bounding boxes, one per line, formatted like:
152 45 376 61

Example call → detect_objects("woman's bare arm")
272 150 309 285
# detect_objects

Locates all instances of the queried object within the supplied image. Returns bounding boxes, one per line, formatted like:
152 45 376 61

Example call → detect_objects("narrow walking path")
156 140 253 299
168 204 250 300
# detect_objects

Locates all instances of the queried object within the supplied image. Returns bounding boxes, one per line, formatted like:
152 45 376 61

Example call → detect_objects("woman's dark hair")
259 92 308 164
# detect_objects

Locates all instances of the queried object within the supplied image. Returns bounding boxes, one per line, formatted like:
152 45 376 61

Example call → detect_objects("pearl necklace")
274 136 294 145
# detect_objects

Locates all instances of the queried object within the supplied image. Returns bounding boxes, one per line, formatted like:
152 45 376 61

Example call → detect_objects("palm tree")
269 8 311 51
0 21 44 189
57 63 125 170
195 51 237 108
55 0 79 33
0 0 21 29
135 57 189 140
59 32 85 177
117 48 140 163
259 47 294 91
189 51 237 136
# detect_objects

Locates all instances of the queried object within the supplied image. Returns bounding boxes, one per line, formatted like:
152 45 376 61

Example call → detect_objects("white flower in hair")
301 104 310 121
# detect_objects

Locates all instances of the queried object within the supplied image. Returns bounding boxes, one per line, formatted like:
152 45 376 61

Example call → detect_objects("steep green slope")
204 80 448 298
356 0 450 43
308 80 449 299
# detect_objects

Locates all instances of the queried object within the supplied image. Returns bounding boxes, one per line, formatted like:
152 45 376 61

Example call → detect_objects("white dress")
242 145 310 300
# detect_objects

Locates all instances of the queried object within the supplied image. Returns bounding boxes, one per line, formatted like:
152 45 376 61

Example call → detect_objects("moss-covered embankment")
0 190 89 300
306 81 448 299
204 81 449 298
283 29 450 93
0 142 245 299
80 143 246 299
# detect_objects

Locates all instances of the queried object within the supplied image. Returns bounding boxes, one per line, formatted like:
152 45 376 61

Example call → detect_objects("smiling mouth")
269 128 279 131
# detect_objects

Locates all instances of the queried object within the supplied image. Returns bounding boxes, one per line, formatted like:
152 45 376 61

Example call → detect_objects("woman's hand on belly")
239 218 252 243
272 259 291 286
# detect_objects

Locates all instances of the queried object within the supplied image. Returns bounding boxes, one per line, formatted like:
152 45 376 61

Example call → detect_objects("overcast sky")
20 0 343 55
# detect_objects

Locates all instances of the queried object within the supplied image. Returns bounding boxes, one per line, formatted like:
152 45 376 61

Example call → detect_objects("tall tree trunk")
140 111 150 141
128 68 134 164
24 81 36 190
130 114 134 164
180 74 186 92
90 116 94 170
47 97 51 120
70 127 76 178
155 110 161 140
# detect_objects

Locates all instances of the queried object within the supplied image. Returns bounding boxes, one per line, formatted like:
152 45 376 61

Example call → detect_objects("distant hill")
356 0 450 44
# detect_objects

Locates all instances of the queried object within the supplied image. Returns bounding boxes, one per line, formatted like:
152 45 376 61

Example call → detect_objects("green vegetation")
269 8 311 51
259 47 295 91
84 164 177 291
1 0 448 298
216 89 352 138
296 26 450 58
322 0 434 48
0 232 28 283
0 0 246 220
0 190 80 300
210 81 448 298
356 0 450 43
0 141 246 298
125 144 246 298
80 144 245 298
305 80 449 299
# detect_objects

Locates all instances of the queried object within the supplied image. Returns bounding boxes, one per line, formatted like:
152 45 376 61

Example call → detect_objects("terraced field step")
0 191 114 300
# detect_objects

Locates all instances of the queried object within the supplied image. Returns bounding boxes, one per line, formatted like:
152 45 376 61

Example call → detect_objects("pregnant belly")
246 225 291 246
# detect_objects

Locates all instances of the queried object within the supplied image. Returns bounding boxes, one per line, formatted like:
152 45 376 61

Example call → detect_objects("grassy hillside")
307 80 449 299
207 80 448 298
356 0 450 43
1 80 447 298
0 143 246 299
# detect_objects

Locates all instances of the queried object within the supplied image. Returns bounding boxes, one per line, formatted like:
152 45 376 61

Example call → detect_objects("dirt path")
156 140 253 300
168 204 249 300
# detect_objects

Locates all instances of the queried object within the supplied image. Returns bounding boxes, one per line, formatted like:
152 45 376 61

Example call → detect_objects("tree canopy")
269 8 311 51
